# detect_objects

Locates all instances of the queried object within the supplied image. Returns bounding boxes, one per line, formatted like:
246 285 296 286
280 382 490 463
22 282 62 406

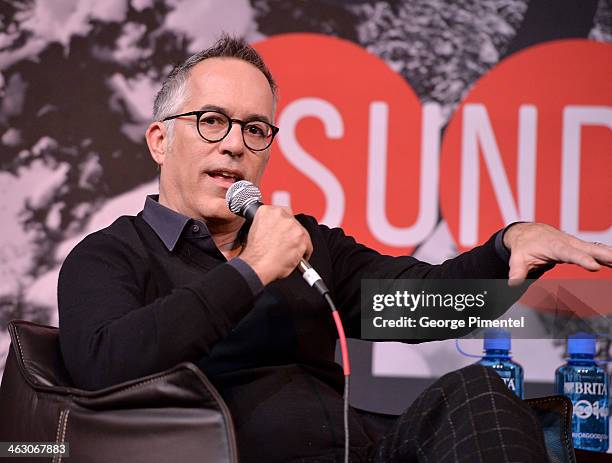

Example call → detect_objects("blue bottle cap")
483 328 511 351
567 332 596 356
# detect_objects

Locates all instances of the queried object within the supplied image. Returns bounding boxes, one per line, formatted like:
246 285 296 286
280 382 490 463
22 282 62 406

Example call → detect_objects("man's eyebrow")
198 104 272 124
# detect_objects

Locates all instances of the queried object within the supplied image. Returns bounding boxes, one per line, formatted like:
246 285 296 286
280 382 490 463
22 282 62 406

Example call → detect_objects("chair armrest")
525 396 576 463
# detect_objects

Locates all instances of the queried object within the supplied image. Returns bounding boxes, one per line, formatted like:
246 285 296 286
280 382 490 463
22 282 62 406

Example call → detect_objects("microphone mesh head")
226 180 262 215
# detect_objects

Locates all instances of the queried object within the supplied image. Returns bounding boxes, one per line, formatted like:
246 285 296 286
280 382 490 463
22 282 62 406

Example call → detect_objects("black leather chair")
0 320 237 463
0 320 580 462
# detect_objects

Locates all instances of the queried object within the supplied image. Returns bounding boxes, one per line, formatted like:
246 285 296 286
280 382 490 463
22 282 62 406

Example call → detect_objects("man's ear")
146 121 168 167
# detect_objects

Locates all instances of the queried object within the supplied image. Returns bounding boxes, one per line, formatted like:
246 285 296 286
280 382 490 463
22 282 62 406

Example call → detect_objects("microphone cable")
325 293 351 463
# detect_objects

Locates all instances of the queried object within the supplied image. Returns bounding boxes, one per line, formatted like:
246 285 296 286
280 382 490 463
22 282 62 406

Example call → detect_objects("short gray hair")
153 34 278 139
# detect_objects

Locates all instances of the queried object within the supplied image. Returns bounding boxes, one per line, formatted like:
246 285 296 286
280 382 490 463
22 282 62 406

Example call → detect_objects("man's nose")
219 123 244 157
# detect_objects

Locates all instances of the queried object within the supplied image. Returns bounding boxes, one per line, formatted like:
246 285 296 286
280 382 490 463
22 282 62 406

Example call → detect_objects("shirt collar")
142 195 210 251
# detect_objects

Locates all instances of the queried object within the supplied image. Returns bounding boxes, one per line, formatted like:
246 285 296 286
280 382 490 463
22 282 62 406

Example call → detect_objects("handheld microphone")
226 180 330 296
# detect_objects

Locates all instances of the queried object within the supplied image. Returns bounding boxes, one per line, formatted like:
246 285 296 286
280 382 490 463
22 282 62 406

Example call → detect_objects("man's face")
156 57 274 224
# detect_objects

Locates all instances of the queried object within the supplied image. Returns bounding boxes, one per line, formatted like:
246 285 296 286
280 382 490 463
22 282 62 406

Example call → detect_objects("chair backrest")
0 320 238 463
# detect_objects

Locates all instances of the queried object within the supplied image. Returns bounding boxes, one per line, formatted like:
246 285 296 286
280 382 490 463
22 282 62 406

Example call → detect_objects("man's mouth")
206 169 243 188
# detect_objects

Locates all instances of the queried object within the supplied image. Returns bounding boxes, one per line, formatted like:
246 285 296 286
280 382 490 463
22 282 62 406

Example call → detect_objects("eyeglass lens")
198 111 273 150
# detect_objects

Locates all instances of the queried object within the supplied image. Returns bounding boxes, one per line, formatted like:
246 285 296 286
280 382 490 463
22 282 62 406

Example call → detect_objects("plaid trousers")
368 364 549 463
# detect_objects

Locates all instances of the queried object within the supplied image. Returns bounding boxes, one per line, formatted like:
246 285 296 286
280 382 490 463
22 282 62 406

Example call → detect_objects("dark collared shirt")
142 195 511 271
142 195 264 296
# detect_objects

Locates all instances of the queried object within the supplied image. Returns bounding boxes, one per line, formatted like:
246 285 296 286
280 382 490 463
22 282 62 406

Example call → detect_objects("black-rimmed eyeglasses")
162 110 279 152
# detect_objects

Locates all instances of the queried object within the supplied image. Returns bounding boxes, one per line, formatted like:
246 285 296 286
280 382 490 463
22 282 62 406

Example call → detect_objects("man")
58 36 611 462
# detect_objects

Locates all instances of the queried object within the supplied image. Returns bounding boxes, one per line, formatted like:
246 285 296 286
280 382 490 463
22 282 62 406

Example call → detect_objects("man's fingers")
577 256 602 272
507 276 526 287
585 241 612 266
555 245 602 271
567 238 612 266
508 255 528 286
306 236 314 261
577 254 602 271
301 232 313 262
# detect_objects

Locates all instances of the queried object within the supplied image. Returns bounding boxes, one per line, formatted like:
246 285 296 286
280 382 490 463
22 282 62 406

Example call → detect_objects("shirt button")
191 224 200 233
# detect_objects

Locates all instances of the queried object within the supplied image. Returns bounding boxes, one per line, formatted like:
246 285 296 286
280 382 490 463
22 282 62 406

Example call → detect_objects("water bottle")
555 333 609 452
476 329 524 399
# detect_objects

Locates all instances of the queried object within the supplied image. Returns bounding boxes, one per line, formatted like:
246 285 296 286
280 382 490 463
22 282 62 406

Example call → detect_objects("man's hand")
503 223 612 284
240 205 313 286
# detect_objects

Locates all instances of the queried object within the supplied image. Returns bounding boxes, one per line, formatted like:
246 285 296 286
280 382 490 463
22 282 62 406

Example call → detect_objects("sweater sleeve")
58 231 255 390
307 218 524 339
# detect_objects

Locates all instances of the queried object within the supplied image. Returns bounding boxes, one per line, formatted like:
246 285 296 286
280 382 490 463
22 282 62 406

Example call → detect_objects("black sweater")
58 212 511 462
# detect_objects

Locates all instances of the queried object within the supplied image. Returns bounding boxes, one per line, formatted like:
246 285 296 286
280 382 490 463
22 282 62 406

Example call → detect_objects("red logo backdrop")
256 35 611 281
256 34 428 256
440 39 611 280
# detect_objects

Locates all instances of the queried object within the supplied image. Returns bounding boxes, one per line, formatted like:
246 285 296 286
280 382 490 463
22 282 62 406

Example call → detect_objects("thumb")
508 255 528 287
